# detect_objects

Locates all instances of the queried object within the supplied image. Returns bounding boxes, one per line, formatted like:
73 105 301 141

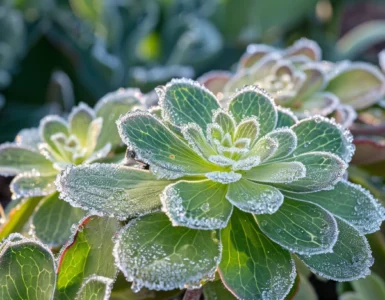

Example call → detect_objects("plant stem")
183 288 202 300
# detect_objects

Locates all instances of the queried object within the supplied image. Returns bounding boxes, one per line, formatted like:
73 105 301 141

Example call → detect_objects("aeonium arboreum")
56 79 385 299
0 89 144 246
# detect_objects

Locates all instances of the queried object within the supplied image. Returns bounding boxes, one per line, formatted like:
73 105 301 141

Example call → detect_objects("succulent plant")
199 38 385 128
57 79 385 299
0 89 144 246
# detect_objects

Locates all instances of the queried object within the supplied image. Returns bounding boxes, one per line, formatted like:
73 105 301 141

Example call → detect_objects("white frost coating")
208 155 234 166
234 138 251 149
84 143 111 164
276 105 299 124
181 123 215 159
68 102 96 125
0 233 57 300
113 217 222 292
232 156 260 171
206 123 224 145
10 172 56 199
246 161 306 183
160 182 232 229
264 127 298 161
293 115 355 163
75 275 114 300
156 78 220 124
340 180 385 234
299 218 374 282
94 88 144 113
205 171 242 184
38 115 69 143
212 108 236 131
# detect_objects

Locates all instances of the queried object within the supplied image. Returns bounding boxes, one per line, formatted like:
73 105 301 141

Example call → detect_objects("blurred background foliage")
2 0 385 142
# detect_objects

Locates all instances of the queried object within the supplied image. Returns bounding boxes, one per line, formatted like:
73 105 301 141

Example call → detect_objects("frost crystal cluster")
57 79 385 300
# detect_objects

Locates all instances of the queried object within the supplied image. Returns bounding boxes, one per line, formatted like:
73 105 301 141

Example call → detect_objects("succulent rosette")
57 79 385 299
199 38 385 128
0 89 144 246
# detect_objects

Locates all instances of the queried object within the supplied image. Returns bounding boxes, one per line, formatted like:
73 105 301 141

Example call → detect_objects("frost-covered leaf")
283 180 385 234
213 110 236 135
0 197 43 241
40 116 69 153
292 116 354 163
0 234 56 300
285 38 321 61
203 280 237 300
114 212 221 291
298 219 373 281
0 144 56 176
234 117 260 144
265 128 297 161
228 86 277 136
32 192 85 247
95 88 143 150
326 63 385 109
75 276 114 300
218 208 295 300
274 152 347 193
117 111 219 178
181 123 216 159
56 164 170 220
10 173 57 198
245 161 306 183
246 136 278 162
276 106 298 128
226 179 283 214
84 118 103 157
69 103 95 146
297 66 326 99
158 79 220 130
161 179 232 229
255 198 338 255
55 216 119 300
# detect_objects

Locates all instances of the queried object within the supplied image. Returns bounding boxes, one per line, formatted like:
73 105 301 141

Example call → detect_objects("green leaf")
117 111 219 179
57 164 171 220
234 117 260 145
69 103 95 146
274 152 347 193
228 86 278 136
226 179 283 214
282 180 385 235
40 115 69 154
0 197 43 241
298 219 373 281
114 212 221 291
299 92 339 117
55 216 120 300
244 161 306 183
95 89 143 150
276 106 298 128
181 123 216 159
297 66 326 99
32 192 85 247
203 280 237 300
158 79 220 130
0 234 56 300
75 276 113 300
265 128 297 161
246 136 278 162
255 198 338 255
213 110 236 135
10 173 57 198
218 208 295 300
0 144 56 176
325 63 385 109
351 273 385 300
340 292 362 300
293 274 317 300
292 116 354 163
161 179 232 229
